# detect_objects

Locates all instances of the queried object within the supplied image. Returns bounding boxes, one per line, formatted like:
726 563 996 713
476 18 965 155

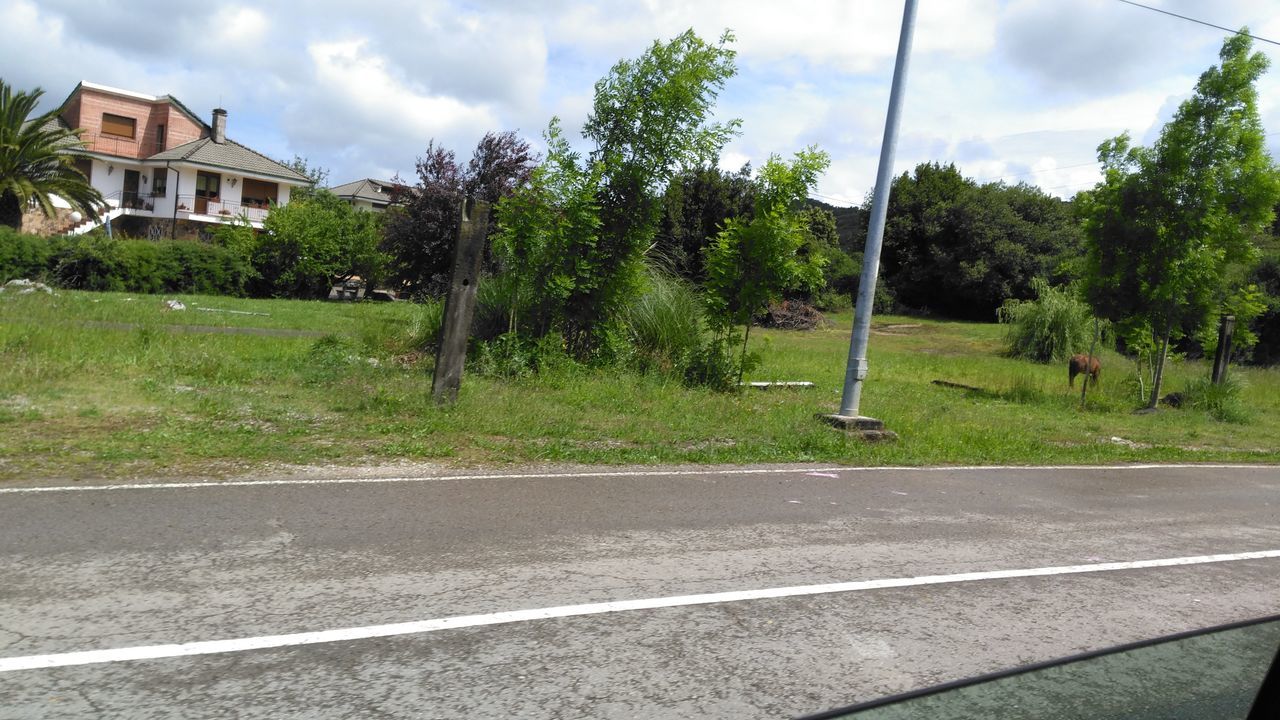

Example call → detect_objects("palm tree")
0 79 103 230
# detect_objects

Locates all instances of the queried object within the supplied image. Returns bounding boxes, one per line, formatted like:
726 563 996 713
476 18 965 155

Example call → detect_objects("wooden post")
1211 314 1236 385
432 198 490 405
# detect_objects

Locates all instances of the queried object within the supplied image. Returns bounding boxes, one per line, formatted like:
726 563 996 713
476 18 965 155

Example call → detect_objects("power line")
1113 0 1280 48
976 160 1100 183
810 190 862 206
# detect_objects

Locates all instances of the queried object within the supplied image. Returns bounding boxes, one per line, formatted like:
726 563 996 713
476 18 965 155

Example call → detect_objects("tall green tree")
495 29 740 357
0 80 102 229
703 148 830 379
492 120 604 339
655 162 755 282
878 162 1082 320
1080 32 1280 408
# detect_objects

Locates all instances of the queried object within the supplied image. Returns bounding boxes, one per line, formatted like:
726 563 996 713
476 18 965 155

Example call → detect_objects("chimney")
212 108 227 144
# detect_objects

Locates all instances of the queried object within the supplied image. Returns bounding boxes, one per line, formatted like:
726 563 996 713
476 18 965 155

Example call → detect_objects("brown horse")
1068 354 1101 388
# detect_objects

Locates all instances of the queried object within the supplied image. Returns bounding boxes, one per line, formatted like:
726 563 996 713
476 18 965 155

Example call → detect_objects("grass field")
1 289 1277 481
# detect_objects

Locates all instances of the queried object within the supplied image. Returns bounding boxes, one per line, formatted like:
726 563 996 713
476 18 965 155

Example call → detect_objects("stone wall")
19 207 77 236
18 211 219 242
112 217 217 242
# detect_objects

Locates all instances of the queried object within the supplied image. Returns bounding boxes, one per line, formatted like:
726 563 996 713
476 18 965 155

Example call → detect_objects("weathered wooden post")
432 198 490 405
1211 314 1236 385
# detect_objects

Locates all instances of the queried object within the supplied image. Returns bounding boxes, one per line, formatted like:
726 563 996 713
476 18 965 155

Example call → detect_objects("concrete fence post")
432 198 490 405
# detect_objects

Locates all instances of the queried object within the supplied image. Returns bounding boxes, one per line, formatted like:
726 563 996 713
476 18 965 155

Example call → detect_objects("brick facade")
63 88 205 160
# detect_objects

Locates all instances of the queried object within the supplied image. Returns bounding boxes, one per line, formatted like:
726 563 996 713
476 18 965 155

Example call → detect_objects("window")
152 169 167 197
241 179 278 209
155 124 166 152
101 113 137 139
195 171 221 214
196 172 220 198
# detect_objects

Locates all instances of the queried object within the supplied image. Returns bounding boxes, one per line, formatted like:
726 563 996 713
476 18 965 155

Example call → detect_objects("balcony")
100 190 158 214
175 194 269 225
80 131 147 158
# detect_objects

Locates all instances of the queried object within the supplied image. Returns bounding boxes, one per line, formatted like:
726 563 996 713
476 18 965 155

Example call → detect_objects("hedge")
0 227 251 296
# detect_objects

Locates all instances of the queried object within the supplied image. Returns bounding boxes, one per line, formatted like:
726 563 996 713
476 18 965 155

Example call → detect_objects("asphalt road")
1 464 1277 719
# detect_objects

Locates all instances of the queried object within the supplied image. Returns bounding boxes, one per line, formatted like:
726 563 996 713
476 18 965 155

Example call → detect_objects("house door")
123 170 140 209
195 171 221 214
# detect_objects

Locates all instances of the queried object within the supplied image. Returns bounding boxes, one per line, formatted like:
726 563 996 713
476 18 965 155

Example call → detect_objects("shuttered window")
101 113 136 139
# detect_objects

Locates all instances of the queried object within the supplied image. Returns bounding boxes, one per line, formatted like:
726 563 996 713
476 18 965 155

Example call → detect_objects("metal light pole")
825 0 917 436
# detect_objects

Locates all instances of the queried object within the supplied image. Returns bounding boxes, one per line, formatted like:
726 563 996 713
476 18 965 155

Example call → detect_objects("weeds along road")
1 464 1278 719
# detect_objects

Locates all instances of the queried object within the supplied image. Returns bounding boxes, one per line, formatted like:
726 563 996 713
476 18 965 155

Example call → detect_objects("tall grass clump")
997 279 1101 362
1180 375 1250 423
621 268 706 374
402 299 444 352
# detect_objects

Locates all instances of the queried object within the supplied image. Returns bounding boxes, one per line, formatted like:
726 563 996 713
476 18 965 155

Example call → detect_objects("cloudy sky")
4 0 1279 205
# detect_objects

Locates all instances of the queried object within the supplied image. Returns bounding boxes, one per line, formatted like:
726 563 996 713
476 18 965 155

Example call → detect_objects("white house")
31 81 311 238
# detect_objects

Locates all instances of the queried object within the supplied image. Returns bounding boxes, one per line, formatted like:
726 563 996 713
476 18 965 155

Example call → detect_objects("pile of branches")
757 300 826 330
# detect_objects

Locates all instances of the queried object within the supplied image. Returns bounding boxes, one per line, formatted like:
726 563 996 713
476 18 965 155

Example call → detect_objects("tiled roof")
328 178 403 203
148 138 311 183
28 114 85 150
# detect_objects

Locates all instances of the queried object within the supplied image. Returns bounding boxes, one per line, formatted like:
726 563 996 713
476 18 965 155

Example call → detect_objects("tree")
494 29 740 358
574 28 740 354
382 141 464 298
703 148 830 380
655 163 755 282
1080 33 1280 408
278 155 328 200
1248 252 1280 364
878 162 1083 320
382 132 534 298
0 80 103 229
492 120 605 340
252 189 386 298
794 204 856 306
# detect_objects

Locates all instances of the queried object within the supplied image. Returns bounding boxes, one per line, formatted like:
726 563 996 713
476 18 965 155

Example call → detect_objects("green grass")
1 292 1277 481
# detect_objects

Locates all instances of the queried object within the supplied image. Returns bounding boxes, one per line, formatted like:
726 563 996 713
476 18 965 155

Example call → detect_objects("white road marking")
0 464 1273 494
2 549 1277 673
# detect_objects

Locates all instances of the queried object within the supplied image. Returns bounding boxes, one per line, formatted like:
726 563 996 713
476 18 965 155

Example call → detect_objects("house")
26 81 311 238
328 178 406 212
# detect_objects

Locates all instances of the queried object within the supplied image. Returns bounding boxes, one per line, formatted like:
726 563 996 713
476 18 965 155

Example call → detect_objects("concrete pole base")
818 414 899 441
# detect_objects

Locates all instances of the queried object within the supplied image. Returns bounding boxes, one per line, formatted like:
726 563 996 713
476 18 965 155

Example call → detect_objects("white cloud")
5 0 1278 195
292 40 497 151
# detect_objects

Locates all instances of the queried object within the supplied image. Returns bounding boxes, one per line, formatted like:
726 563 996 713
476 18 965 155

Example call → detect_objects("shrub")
48 236 251 295
254 190 386 298
53 235 126 291
474 331 571 378
997 279 1103 362
683 333 758 392
0 227 65 282
1246 253 1280 365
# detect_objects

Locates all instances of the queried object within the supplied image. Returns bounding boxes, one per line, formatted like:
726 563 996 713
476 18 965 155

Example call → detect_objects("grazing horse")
1068 354 1101 388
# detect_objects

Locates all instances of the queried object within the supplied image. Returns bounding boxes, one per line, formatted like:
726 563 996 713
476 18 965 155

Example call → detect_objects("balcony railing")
79 131 150 158
175 194 270 223
101 190 157 213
